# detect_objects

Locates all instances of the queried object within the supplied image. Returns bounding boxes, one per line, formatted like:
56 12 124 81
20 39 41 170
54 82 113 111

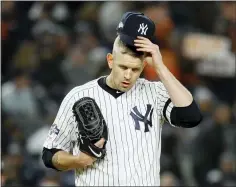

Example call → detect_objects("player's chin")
120 83 133 91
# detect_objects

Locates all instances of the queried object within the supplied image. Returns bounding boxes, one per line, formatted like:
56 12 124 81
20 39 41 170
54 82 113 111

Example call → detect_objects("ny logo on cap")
138 23 148 35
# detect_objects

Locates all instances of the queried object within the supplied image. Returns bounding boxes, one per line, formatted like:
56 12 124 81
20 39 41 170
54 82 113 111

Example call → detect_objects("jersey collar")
97 76 124 98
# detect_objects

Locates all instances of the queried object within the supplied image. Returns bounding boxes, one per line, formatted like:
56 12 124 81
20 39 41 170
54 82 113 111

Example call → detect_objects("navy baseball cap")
116 12 156 47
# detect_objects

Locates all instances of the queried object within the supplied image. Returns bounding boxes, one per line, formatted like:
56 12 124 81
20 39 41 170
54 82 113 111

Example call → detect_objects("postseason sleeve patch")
49 124 60 137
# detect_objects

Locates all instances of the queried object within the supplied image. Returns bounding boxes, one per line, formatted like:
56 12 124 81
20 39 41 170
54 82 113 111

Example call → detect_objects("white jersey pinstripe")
43 77 174 186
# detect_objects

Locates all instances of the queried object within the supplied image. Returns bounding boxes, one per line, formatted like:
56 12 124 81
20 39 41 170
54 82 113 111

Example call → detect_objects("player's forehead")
116 53 143 68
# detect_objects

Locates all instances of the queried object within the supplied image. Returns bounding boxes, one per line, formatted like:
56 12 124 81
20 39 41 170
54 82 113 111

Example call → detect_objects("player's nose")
124 69 132 80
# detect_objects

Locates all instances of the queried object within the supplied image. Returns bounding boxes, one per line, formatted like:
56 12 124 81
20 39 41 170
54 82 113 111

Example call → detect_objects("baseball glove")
72 97 108 159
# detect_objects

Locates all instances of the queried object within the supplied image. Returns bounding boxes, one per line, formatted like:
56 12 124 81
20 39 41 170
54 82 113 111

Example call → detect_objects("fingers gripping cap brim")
119 33 157 47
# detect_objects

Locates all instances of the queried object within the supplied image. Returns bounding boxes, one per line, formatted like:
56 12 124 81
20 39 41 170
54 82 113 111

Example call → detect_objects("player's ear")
143 55 152 68
141 60 148 71
143 61 147 68
107 53 113 69
142 53 150 69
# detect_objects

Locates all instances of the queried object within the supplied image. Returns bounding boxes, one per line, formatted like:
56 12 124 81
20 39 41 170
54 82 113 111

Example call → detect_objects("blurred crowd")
1 1 236 186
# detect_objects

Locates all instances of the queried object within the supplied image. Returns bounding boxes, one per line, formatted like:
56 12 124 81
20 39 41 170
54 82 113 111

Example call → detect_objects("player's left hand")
134 36 164 69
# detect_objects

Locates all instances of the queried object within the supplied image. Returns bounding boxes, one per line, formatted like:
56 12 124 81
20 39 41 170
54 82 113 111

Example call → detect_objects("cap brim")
119 32 157 47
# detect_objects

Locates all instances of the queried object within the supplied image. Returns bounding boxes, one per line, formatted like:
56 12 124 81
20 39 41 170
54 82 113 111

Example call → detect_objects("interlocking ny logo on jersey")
138 23 148 35
130 104 154 132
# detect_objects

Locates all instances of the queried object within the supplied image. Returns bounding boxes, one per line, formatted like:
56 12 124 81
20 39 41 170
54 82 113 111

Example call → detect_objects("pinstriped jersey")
43 77 174 186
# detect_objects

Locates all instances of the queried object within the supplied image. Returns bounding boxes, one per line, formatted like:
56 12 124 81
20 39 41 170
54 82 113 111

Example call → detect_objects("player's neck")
106 75 116 90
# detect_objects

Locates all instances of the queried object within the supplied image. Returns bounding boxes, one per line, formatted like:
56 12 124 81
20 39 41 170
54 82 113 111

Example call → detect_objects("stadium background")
1 1 236 186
